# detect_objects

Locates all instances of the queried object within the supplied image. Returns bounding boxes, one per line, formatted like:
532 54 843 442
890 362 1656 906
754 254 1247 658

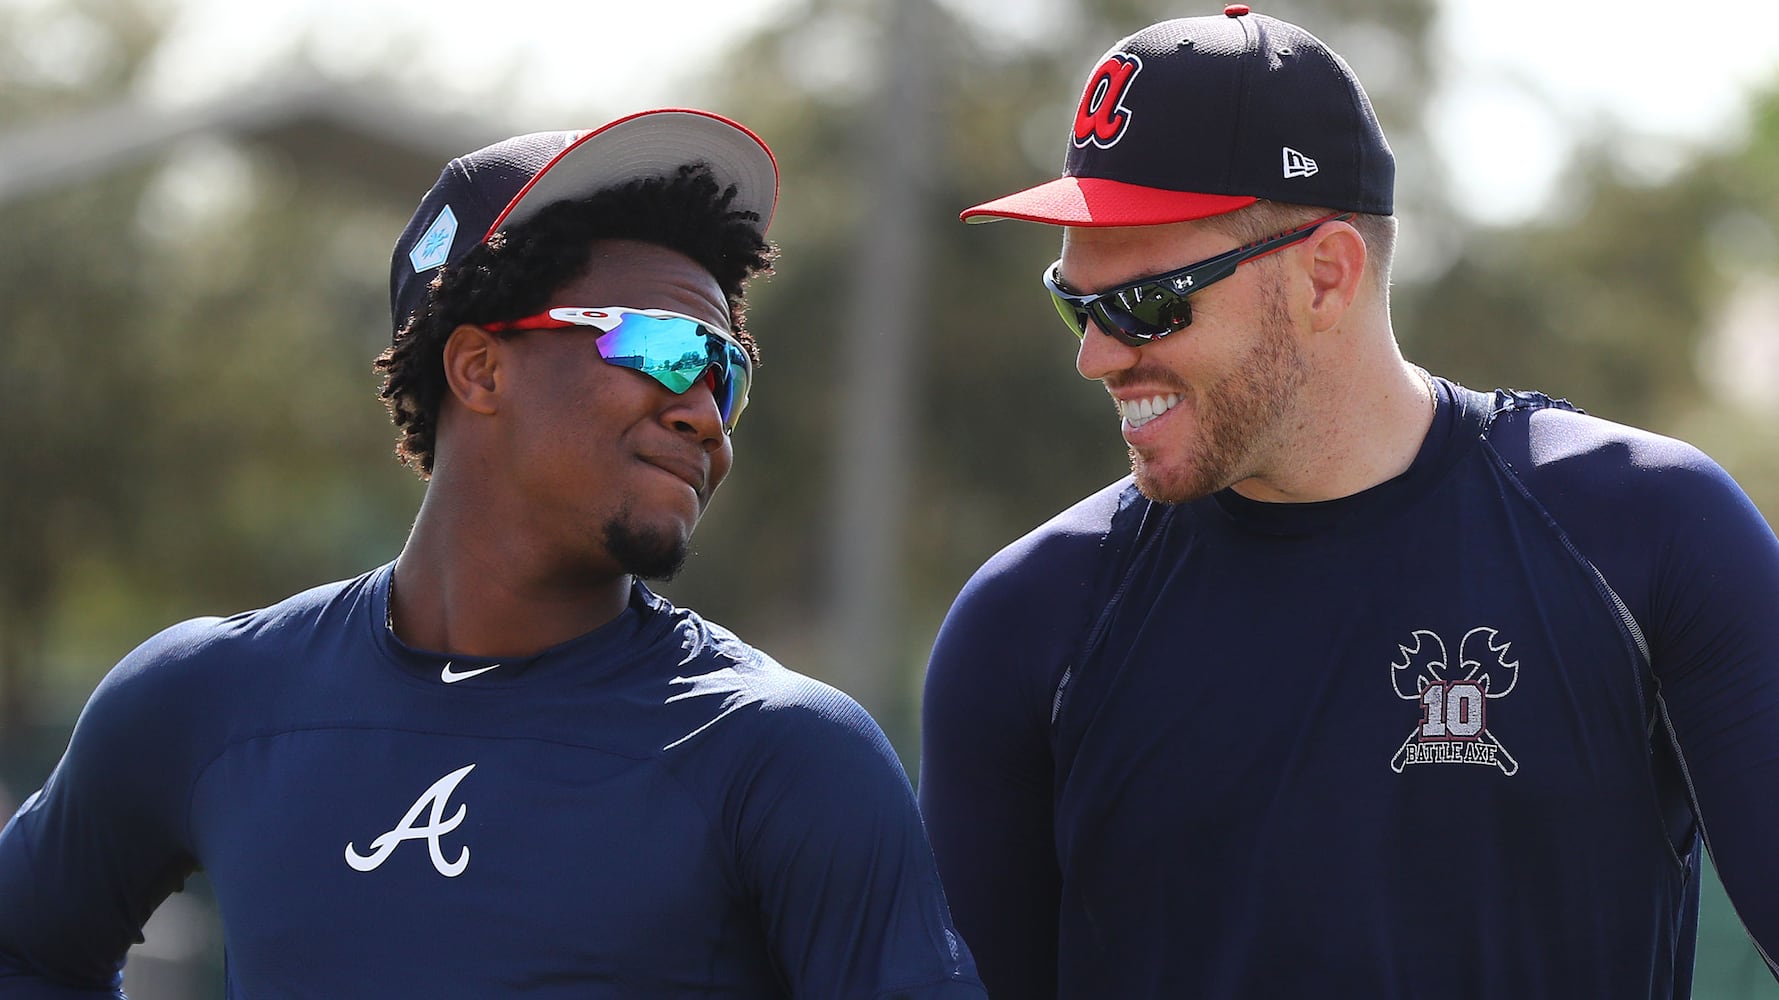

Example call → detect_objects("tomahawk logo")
345 763 476 877
1074 54 1143 149
1389 629 1519 776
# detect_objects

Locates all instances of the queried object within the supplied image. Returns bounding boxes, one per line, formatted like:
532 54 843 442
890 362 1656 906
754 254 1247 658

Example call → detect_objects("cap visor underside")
493 110 779 239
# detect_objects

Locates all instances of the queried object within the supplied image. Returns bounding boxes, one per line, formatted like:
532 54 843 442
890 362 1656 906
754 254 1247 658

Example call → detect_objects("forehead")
550 239 730 330
1057 218 1234 290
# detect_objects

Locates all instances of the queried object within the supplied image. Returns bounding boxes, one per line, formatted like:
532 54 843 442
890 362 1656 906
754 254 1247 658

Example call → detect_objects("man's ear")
441 323 503 416
1302 221 1367 333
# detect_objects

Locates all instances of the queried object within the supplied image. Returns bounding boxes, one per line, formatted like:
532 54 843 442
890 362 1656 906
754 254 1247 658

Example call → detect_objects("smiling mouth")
1118 393 1182 429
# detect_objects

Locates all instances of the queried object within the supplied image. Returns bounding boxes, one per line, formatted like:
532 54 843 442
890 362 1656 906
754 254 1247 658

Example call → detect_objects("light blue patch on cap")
409 205 458 273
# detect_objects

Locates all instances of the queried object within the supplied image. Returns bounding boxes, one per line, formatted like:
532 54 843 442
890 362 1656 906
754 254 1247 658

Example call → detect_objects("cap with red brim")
960 175 1257 227
958 10 1393 229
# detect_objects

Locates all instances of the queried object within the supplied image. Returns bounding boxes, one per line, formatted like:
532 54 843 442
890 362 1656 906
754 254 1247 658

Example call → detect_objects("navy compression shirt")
1 566 983 998
921 378 1779 999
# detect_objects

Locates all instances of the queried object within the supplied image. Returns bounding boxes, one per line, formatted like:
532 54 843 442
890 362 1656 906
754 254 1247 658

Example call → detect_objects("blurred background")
2 0 1776 994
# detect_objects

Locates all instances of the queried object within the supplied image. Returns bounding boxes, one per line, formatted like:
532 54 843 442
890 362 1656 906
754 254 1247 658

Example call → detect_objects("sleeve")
1630 449 1779 973
918 555 1068 1000
0 623 211 997
917 482 1132 1000
728 678 986 999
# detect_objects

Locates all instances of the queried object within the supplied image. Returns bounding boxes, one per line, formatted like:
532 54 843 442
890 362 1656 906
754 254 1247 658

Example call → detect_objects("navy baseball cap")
961 5 1392 227
390 108 778 336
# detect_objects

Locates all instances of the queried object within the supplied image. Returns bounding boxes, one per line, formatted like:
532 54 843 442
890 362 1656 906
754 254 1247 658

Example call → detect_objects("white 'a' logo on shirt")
345 763 476 877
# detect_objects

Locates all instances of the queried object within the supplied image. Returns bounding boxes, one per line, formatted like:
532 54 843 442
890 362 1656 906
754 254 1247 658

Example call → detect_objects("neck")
1231 325 1434 504
389 464 632 658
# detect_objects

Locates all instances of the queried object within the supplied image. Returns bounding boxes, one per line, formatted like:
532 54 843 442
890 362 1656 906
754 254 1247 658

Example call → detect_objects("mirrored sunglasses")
482 306 753 432
1043 212 1353 347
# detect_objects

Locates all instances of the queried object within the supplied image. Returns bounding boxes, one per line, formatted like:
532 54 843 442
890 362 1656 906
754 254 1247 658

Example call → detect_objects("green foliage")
0 129 422 727
1401 93 1779 527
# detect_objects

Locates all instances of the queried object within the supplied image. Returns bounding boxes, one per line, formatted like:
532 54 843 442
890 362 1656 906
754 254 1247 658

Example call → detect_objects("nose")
1075 319 1143 382
662 368 729 451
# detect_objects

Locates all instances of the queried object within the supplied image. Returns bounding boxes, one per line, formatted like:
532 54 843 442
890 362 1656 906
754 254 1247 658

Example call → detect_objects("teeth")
1119 393 1181 429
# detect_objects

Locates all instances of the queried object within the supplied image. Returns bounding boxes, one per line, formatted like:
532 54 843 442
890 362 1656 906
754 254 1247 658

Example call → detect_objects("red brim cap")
491 109 778 239
960 175 1256 227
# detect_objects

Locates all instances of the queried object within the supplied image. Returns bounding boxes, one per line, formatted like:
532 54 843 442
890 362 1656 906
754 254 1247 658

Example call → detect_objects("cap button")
1224 4 1251 15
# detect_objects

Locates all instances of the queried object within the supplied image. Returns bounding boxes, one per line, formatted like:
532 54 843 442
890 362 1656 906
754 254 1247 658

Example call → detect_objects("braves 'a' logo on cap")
1074 53 1143 149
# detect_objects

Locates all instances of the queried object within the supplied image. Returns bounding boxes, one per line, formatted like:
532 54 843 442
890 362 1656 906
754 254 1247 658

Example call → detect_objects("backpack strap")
1050 483 1175 728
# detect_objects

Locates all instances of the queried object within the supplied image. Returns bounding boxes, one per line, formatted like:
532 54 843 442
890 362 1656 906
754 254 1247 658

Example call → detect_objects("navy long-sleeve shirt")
921 378 1779 998
1 566 983 999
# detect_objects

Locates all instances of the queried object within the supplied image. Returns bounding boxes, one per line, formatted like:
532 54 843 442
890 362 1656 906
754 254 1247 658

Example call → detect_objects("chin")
1131 452 1224 505
603 517 692 582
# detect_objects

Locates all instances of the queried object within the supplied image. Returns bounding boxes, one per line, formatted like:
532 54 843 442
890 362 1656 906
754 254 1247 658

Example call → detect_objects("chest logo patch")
1389 628 1519 776
345 763 476 877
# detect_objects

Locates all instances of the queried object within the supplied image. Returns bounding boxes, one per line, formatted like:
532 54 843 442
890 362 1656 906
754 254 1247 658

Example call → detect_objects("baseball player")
0 109 985 998
919 7 1779 997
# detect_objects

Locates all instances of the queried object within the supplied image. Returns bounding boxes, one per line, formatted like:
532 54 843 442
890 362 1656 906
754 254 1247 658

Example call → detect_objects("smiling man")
920 7 1779 999
0 110 984 999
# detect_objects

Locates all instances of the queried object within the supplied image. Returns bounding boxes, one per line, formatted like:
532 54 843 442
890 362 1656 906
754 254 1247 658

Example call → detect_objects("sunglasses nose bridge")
1075 310 1144 380
659 365 733 443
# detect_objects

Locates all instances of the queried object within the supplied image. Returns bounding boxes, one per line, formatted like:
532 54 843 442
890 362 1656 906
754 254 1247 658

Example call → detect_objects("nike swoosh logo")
440 661 501 684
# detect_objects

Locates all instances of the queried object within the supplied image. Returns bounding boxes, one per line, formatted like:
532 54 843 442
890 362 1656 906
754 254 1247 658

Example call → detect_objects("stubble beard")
602 503 694 582
1131 292 1308 504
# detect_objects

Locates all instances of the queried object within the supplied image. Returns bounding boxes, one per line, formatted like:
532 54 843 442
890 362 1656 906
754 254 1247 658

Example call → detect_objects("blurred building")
0 73 498 211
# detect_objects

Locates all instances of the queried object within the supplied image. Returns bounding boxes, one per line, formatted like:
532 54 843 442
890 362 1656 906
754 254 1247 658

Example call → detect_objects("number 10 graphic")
1419 681 1485 738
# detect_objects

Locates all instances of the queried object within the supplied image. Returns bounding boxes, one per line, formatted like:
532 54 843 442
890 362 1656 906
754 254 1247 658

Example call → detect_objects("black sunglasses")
1043 212 1354 347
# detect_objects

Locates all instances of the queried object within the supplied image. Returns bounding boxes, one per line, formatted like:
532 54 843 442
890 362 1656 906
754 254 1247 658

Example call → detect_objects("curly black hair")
374 163 777 477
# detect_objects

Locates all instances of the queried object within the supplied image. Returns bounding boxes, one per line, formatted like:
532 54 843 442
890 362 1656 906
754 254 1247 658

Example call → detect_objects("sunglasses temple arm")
480 316 578 333
1238 211 1355 263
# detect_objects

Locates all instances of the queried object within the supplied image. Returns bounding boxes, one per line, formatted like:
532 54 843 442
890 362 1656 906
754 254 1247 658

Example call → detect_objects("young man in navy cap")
0 109 985 999
921 7 1779 997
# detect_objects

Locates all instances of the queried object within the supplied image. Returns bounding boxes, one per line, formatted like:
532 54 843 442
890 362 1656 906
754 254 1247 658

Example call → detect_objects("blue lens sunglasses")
482 306 753 432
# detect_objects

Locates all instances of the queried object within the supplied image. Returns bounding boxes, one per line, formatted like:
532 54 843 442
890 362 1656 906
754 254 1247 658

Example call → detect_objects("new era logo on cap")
1282 147 1318 179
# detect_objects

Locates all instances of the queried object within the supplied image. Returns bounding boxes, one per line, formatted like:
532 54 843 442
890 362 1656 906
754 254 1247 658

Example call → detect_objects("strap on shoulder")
1050 484 1173 727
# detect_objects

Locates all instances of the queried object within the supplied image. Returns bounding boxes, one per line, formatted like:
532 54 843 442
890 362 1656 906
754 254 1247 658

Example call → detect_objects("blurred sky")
9 0 1779 225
